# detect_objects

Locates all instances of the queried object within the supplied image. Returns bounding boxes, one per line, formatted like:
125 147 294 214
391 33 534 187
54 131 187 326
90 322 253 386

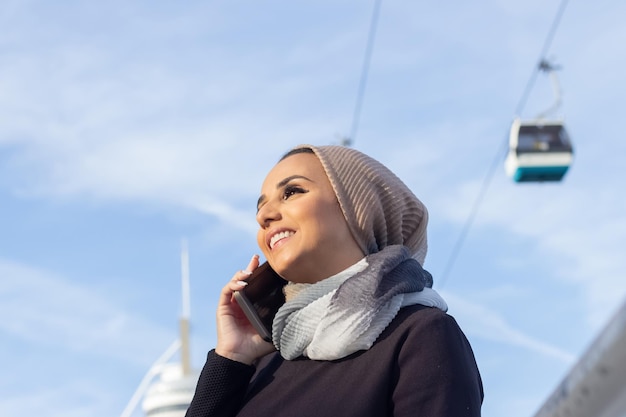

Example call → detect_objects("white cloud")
445 292 576 364
0 258 174 366
0 378 122 417
430 169 626 329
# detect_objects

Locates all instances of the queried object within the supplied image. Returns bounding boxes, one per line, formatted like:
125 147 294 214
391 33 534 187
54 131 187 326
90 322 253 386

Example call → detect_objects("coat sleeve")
185 350 256 417
392 310 484 417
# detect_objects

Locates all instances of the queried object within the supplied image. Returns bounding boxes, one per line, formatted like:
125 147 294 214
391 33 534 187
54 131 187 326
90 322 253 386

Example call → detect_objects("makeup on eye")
282 184 308 200
256 174 313 212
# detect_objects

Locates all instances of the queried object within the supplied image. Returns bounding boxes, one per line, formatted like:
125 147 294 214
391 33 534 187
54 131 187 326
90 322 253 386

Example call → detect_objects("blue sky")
1 1 625 416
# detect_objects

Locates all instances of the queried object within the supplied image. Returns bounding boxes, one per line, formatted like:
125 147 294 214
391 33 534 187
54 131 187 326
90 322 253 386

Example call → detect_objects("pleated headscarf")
286 144 429 265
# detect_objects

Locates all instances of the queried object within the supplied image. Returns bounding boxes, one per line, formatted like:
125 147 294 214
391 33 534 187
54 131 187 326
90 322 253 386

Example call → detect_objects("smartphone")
233 262 287 342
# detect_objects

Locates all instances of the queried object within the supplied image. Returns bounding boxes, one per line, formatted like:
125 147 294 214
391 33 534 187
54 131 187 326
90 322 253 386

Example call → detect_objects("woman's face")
256 152 364 284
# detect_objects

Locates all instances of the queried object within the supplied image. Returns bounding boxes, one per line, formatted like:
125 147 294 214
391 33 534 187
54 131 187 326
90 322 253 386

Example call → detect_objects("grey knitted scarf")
272 245 447 360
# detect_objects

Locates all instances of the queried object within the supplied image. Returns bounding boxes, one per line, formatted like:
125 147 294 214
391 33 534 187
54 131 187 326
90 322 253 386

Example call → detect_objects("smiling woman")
255 148 364 285
185 144 484 417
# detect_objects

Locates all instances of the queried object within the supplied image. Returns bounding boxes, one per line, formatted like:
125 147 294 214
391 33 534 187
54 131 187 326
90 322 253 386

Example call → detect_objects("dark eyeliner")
283 184 307 199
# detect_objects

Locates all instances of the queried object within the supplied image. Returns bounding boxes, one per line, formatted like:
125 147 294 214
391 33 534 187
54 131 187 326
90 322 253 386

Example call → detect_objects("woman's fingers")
215 254 274 364
244 254 260 274
220 255 261 303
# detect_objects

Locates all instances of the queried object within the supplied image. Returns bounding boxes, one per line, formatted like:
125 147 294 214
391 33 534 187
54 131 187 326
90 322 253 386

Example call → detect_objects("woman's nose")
256 200 281 227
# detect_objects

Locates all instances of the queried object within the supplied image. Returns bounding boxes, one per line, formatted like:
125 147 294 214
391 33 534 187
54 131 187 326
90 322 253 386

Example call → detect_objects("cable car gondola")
505 117 574 183
505 58 574 183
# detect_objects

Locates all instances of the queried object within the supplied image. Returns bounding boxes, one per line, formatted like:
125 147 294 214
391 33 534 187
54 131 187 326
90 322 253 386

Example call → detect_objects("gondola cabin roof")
505 118 574 183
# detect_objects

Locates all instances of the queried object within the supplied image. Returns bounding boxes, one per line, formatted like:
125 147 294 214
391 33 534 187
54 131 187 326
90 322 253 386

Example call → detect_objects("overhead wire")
514 0 570 117
345 0 383 146
436 0 570 289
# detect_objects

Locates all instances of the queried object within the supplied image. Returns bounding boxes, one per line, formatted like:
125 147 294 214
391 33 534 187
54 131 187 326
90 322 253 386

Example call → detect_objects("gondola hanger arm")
536 58 563 120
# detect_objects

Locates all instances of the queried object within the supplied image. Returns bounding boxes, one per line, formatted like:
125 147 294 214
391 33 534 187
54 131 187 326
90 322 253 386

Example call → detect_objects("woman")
186 144 483 417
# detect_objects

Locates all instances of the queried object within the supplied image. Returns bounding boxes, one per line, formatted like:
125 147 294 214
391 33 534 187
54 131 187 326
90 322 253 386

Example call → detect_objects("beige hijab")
290 144 429 265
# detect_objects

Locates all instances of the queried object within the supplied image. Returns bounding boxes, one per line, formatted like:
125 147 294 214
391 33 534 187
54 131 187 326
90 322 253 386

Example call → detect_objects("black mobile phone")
233 262 287 342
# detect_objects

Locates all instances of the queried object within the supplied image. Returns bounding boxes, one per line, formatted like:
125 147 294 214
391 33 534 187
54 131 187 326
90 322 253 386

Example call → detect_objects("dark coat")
186 305 483 417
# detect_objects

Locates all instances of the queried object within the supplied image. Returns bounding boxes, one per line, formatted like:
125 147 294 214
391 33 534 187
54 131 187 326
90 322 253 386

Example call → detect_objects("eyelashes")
257 183 309 213
282 184 308 200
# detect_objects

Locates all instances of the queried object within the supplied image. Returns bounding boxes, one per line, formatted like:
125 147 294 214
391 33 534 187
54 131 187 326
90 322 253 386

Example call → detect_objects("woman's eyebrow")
256 175 313 209
277 174 313 188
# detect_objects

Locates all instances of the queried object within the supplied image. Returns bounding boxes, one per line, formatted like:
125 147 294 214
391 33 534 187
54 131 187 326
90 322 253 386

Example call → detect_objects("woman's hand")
215 254 276 365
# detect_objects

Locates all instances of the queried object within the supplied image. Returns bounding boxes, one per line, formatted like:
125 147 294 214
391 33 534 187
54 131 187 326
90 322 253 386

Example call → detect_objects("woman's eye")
283 185 306 200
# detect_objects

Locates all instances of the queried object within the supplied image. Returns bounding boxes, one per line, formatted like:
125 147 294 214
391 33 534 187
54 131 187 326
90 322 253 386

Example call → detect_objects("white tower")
120 239 200 417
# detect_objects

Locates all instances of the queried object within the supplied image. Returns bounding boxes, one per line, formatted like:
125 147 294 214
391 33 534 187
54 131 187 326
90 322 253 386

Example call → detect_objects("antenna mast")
179 238 191 375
